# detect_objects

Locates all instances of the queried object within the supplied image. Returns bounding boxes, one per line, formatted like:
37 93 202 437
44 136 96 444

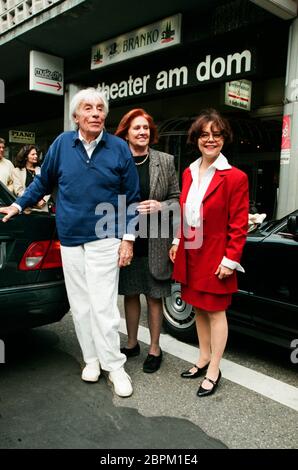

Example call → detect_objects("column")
63 83 81 131
277 18 298 218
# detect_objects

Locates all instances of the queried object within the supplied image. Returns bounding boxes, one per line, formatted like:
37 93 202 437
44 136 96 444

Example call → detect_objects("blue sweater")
16 130 140 246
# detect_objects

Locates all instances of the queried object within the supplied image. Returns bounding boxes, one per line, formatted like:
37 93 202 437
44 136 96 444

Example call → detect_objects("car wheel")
162 283 197 343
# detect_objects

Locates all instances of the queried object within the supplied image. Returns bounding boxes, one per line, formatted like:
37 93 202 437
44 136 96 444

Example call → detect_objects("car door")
227 232 264 330
0 182 68 332
0 183 57 288
246 216 298 347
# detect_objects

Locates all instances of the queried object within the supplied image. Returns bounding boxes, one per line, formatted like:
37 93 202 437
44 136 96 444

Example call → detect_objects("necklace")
134 154 149 166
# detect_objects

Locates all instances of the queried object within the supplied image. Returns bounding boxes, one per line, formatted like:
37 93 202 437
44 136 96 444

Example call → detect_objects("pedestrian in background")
115 108 180 373
13 144 49 211
0 88 140 398
0 138 14 192
170 109 249 397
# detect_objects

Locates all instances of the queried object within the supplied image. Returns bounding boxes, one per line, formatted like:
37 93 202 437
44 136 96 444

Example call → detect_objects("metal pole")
277 18 298 218
63 83 80 131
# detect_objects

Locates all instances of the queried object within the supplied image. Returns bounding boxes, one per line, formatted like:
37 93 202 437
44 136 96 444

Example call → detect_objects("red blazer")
172 165 249 294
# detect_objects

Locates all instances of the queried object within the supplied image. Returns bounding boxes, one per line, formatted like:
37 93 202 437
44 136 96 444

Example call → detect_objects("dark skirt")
181 284 232 312
118 256 171 299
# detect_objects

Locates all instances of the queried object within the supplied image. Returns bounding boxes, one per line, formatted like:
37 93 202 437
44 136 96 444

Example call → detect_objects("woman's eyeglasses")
199 132 223 142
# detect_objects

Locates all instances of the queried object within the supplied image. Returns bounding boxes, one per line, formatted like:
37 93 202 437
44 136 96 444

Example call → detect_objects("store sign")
97 49 253 101
91 14 181 70
280 114 291 165
9 130 35 144
29 51 64 96
0 79 4 103
225 79 252 110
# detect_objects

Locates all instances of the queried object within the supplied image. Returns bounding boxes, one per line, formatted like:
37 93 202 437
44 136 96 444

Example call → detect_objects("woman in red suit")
170 109 249 397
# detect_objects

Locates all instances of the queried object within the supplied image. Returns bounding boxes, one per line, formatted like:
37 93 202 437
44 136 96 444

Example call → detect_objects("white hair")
69 87 109 127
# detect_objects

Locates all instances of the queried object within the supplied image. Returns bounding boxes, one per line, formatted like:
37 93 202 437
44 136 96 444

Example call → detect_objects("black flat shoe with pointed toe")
180 362 210 379
197 370 222 397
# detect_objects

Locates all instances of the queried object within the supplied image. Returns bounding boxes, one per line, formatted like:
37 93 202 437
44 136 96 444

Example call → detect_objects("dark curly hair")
14 145 40 169
187 108 233 146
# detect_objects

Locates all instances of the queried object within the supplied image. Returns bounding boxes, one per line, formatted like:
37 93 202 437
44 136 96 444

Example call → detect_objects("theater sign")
97 49 254 102
91 14 181 70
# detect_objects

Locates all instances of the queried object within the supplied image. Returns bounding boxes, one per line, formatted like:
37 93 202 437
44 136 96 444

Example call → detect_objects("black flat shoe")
120 342 140 358
143 350 163 373
180 362 210 379
197 370 222 397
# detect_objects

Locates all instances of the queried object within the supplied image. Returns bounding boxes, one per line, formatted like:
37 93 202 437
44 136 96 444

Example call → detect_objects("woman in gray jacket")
115 108 180 373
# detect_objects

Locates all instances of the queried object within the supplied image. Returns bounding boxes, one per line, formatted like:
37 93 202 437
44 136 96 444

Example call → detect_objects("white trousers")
60 238 126 372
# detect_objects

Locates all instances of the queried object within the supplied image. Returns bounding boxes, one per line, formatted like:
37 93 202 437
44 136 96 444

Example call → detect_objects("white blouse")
185 153 231 228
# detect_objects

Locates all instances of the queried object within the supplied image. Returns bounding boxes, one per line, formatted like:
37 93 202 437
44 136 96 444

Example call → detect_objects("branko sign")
91 14 181 70
97 49 253 102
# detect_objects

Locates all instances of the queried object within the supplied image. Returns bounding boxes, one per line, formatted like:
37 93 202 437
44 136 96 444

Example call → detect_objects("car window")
0 194 9 206
274 222 288 234
262 212 298 235
261 219 283 232
0 182 15 206
275 226 293 240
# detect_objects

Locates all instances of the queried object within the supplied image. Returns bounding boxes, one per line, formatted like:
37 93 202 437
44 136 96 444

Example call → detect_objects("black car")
0 182 69 335
163 211 298 349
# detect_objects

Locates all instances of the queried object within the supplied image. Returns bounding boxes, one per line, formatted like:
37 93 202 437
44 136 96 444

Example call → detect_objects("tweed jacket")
147 148 180 280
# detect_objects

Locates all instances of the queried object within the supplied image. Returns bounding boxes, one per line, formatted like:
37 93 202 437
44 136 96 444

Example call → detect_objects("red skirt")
181 284 231 312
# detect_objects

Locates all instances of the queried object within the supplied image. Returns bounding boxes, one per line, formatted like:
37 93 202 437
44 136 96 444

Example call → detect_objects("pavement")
0 327 225 450
0 300 297 450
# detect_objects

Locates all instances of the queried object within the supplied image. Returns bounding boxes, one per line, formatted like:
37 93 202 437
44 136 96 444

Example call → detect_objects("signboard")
225 79 252 110
9 130 35 144
97 49 253 102
280 114 291 165
91 14 181 70
29 51 64 96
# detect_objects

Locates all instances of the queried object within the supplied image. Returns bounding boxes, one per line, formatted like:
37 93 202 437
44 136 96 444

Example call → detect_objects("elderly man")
0 88 140 398
0 138 14 191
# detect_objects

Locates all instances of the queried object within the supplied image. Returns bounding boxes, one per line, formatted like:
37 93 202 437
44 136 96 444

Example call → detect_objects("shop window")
157 116 282 218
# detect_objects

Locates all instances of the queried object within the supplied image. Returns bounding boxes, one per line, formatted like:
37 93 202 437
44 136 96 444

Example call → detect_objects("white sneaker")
81 360 100 382
108 367 133 397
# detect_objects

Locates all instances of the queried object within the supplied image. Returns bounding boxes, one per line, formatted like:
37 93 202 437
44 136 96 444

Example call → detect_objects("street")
1 0 298 460
0 296 297 451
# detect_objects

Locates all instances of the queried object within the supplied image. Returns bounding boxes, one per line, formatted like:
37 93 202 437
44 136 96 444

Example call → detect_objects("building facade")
0 0 297 217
